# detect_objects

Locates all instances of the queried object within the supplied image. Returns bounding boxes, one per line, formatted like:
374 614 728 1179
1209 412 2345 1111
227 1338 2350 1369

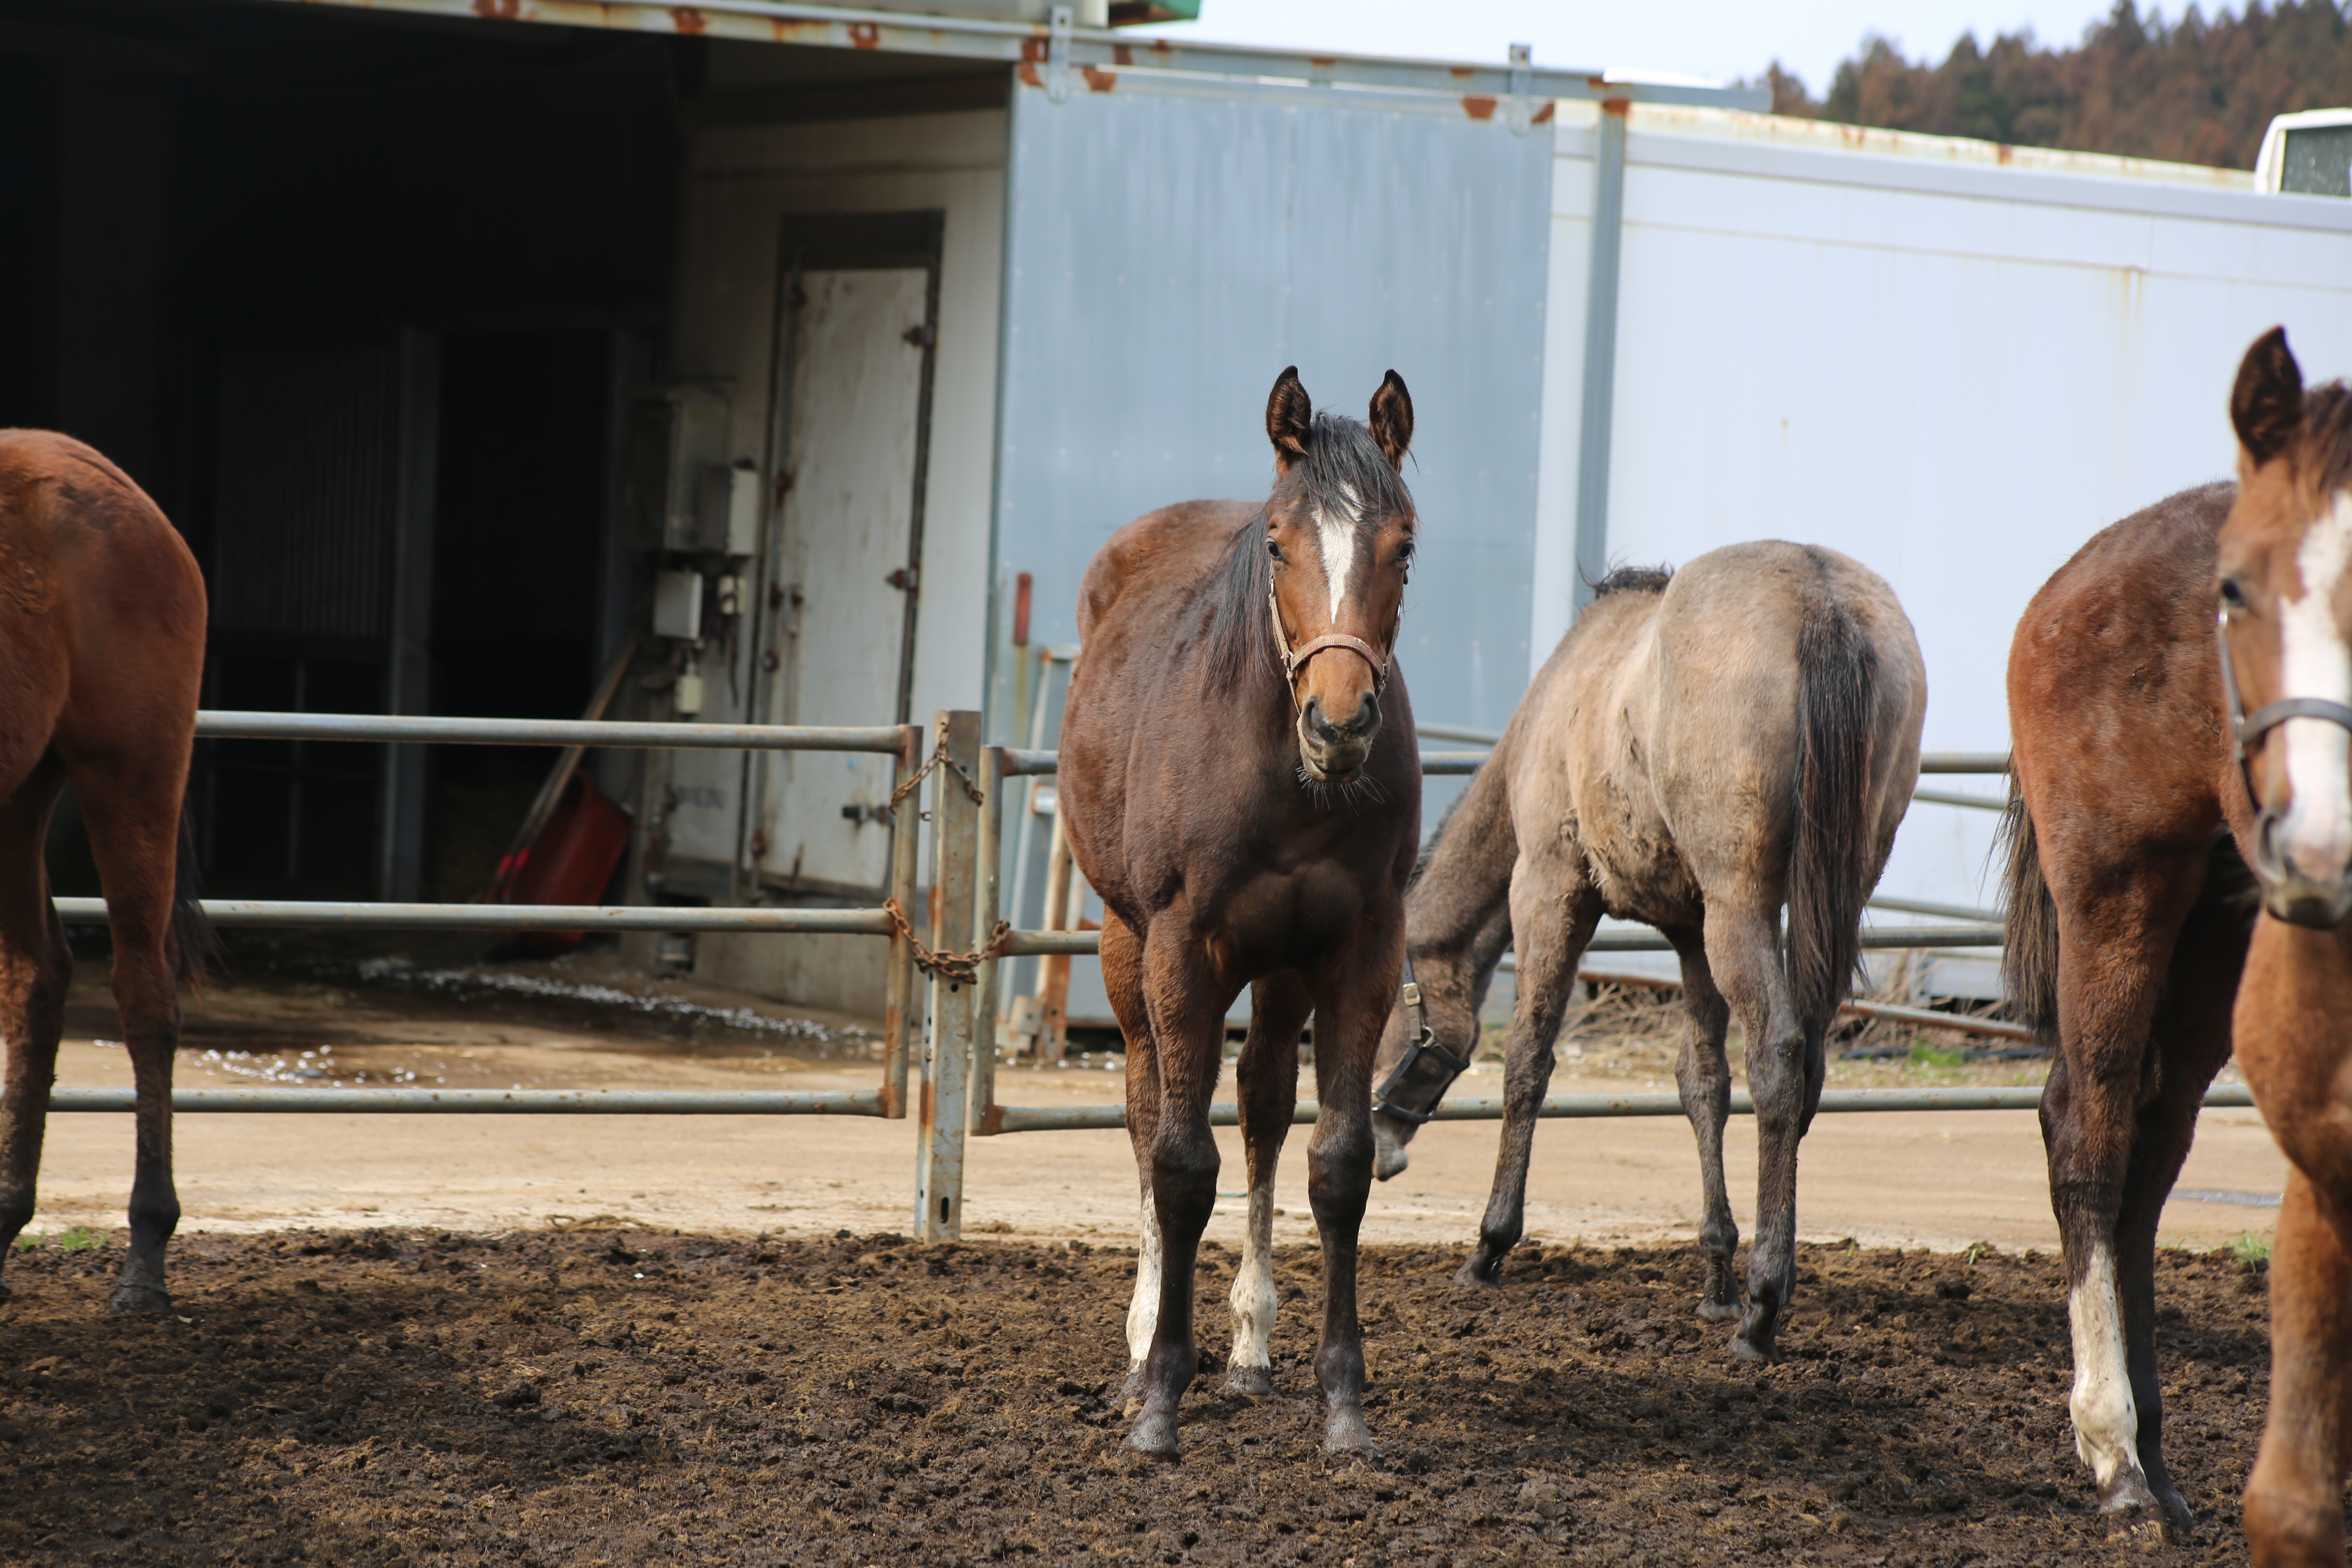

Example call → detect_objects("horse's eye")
2220 577 2247 611
1396 541 1415 568
1267 539 1283 562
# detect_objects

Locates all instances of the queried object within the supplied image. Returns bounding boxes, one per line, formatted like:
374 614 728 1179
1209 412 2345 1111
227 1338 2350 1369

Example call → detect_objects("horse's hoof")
107 1282 170 1315
2098 1476 2164 1523
1730 1328 1778 1363
1323 1409 1380 1458
1125 1411 1181 1459
1222 1364 1275 1398
1695 1298 1742 1323
1453 1253 1503 1290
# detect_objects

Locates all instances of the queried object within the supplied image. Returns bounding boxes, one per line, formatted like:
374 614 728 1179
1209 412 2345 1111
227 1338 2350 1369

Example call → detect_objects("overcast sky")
1127 1 2129 100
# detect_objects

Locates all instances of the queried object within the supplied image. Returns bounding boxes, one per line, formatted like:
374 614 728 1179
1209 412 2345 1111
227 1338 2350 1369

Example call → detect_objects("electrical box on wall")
624 385 760 555
652 569 704 641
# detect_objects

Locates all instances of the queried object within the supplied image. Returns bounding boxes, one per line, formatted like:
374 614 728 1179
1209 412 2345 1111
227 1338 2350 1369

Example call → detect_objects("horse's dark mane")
1587 564 1674 600
2306 380 2352 492
1206 412 1415 694
1205 510 1276 693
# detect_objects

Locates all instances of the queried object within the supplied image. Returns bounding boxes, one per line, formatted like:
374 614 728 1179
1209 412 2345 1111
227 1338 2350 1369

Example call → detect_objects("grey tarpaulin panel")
989 73 1552 746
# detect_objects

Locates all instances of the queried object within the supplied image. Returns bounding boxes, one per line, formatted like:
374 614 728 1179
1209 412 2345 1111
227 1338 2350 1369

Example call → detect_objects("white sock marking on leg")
1126 1194 1163 1368
1229 1182 1278 1371
2067 1243 2143 1490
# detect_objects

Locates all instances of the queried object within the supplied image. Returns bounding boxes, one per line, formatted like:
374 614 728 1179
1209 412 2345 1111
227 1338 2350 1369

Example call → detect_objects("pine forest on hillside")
1753 0 2352 169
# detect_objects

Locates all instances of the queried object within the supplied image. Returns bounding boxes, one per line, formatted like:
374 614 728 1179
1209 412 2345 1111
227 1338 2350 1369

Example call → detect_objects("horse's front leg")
1665 924 1740 1321
1126 924 1231 1460
2244 1167 2352 1568
1460 858 1600 1287
1305 917 1406 1457
1227 972 1309 1396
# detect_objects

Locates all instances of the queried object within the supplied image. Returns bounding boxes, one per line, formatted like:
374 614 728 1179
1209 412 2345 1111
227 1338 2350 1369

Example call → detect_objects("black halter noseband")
1370 952 1471 1126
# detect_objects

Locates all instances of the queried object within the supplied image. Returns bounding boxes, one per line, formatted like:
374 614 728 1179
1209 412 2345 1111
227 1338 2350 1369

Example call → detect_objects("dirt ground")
0 1224 2285 1566
18 955 2291 1257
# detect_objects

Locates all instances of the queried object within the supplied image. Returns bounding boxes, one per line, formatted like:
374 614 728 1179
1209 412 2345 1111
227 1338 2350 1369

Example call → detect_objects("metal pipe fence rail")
55 717 2054 1244
164 708 930 1122
966 747 2020 1144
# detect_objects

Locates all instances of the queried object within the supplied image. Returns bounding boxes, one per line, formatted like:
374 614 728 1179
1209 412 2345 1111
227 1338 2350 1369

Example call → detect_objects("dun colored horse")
0 432 214 1312
2211 328 2352 1568
1370 546 1925 1361
1058 368 1422 1457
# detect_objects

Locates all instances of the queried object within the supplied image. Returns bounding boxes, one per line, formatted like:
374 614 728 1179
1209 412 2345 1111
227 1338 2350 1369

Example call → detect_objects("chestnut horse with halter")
1058 368 1421 1458
2211 329 2352 1568
0 431 214 1312
2003 329 2352 1545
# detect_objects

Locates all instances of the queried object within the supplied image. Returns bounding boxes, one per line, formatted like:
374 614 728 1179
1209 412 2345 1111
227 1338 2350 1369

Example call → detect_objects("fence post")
969 744 1004 1136
914 709 980 1242
880 723 924 1119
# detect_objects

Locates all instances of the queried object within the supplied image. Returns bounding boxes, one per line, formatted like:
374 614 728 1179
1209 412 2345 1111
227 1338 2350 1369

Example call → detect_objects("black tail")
169 803 222 991
1786 581 1880 1038
1995 774 2059 1036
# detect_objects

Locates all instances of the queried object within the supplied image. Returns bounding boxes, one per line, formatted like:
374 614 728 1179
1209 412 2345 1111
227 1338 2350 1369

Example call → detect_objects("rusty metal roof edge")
254 0 1766 111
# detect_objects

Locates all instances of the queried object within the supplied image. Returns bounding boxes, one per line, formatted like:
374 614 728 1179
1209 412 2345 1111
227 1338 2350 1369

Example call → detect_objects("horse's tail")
169 798 221 993
1786 585 1880 1040
1996 775 2059 1036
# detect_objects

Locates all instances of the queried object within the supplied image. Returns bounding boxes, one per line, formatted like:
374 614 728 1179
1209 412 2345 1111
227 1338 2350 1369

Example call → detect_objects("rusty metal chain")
887 731 986 815
883 898 1011 989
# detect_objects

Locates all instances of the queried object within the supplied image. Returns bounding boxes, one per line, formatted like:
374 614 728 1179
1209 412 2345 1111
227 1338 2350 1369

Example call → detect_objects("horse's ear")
1369 370 1413 471
2232 327 2303 468
1266 366 1312 473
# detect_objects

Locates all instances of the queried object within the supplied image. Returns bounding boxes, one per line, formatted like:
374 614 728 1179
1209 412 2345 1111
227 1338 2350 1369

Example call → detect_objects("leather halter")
2216 604 2352 806
1267 590 1392 713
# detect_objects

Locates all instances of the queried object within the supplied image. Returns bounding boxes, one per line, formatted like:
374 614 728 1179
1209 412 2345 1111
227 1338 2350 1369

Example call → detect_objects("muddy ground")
0 1226 2290 1566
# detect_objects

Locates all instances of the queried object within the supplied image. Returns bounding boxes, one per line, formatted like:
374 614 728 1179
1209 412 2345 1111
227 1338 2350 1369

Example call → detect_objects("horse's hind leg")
1664 924 1739 1321
1705 897 1806 1361
2107 888 2242 1536
1459 855 1600 1287
1227 971 1310 1397
0 752 73 1299
1102 913 1162 1394
69 749 189 1313
2243 1168 2352 1568
1126 921 1230 1459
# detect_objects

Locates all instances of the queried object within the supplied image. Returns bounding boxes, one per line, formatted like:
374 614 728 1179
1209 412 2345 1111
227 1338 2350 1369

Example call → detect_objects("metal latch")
1047 4 1073 103
1507 42 1534 136
1401 981 1421 1007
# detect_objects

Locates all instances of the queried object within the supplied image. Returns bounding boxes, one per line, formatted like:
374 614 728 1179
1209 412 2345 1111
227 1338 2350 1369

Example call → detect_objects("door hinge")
903 322 936 349
885 566 920 595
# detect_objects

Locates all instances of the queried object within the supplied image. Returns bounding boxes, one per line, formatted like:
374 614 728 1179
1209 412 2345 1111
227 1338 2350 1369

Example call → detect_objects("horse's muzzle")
1298 694 1379 782
2253 807 2352 928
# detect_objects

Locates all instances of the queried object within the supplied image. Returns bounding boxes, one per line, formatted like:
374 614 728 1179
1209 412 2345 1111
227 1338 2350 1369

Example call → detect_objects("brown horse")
1368 546 1925 1361
1058 368 1421 1458
2211 328 2352 1567
2003 474 2258 1530
0 431 213 1312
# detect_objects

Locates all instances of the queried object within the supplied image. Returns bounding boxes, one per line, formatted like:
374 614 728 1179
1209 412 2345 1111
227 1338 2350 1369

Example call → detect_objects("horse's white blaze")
2275 490 2352 883
1227 1183 1279 1370
1314 482 1363 624
2067 1244 2143 1489
1125 1193 1164 1367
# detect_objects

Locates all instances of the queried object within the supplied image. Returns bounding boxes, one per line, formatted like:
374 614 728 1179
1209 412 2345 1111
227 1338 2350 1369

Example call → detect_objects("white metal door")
760 266 930 892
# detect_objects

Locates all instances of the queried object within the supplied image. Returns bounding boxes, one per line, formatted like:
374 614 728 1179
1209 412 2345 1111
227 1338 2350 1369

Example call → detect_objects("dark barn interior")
1 0 684 903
